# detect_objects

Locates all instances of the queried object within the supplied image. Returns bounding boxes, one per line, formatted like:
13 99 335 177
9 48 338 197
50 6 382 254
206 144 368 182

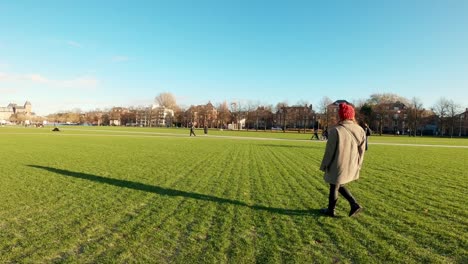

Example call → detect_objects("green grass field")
1 126 467 263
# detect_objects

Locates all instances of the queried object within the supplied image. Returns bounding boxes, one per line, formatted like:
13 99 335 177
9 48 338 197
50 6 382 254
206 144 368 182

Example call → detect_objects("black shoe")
321 208 335 217
349 203 363 217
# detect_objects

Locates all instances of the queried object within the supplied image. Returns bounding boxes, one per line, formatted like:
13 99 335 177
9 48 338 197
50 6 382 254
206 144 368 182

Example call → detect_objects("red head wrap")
338 103 355 120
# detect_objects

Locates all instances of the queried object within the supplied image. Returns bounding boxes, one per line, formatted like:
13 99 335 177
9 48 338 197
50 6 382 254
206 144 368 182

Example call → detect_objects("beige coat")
320 120 366 185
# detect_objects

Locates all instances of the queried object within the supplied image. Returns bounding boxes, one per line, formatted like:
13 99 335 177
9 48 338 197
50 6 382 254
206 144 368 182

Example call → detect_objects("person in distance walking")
190 123 196 136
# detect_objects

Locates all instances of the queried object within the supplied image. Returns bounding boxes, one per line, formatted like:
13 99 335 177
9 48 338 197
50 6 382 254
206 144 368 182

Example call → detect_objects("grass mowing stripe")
220 142 256 262
348 188 464 263
0 169 101 260
252 142 321 262
36 136 197 260
233 143 281 263
364 147 467 222
43 142 209 260
198 145 248 263
168 148 236 262
357 215 453 263
227 144 251 258
264 147 306 208
152 149 224 262
251 142 333 261
163 142 250 262
264 143 322 210
364 195 465 261
103 197 181 261
260 144 340 262
93 147 223 262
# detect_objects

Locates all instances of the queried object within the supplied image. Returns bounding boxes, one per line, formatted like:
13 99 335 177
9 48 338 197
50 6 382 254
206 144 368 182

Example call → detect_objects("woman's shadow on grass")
28 165 322 217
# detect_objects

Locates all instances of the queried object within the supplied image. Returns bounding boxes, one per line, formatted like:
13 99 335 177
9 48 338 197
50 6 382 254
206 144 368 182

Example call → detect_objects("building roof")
332 99 352 105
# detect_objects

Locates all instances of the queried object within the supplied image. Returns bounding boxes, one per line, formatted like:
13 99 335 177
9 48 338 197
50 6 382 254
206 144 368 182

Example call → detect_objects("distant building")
0 101 32 122
151 104 175 127
185 102 218 128
377 101 408 134
456 108 468 137
109 107 128 126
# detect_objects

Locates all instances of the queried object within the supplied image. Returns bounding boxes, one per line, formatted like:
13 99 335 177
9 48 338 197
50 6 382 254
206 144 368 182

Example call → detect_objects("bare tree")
197 105 208 128
447 100 462 138
245 100 259 130
154 92 177 109
31 115 45 125
318 97 332 113
406 97 424 136
217 101 230 129
173 106 185 127
253 105 273 131
275 101 288 132
368 93 411 106
318 96 333 129
365 93 411 135
358 103 372 125
9 113 18 124
432 97 451 136
230 101 244 130
121 111 136 126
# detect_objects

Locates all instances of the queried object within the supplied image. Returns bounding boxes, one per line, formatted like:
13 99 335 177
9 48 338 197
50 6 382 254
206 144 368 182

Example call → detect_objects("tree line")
28 92 466 137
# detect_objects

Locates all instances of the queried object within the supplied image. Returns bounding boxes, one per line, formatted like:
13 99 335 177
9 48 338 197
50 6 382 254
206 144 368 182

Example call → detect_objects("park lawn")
3 125 468 146
0 127 466 263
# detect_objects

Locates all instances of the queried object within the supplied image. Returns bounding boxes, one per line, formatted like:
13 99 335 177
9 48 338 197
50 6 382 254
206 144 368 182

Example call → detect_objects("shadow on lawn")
28 165 322 217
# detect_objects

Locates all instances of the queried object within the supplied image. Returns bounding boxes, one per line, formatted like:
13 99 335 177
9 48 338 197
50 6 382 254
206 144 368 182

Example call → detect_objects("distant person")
190 124 196 137
408 129 415 137
320 103 366 217
361 122 371 151
204 125 208 135
311 129 320 140
322 127 328 140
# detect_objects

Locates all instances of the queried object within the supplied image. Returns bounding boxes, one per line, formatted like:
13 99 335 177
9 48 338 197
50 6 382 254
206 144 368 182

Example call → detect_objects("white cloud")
0 71 99 90
112 56 130 62
26 74 49 83
61 76 99 89
0 72 7 80
67 40 82 48
0 88 18 94
0 72 16 81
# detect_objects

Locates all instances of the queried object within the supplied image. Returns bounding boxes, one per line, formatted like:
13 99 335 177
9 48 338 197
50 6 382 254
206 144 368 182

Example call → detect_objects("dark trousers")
328 184 357 209
312 133 319 140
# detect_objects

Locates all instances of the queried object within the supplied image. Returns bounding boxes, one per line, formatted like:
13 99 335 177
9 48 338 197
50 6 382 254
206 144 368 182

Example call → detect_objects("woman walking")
320 103 366 217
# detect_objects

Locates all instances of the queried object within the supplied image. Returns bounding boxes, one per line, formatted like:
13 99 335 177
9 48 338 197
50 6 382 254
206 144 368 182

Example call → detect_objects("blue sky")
1 0 467 115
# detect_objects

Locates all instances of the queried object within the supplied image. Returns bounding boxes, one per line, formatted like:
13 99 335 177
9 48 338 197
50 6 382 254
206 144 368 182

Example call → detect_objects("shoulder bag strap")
339 124 363 148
